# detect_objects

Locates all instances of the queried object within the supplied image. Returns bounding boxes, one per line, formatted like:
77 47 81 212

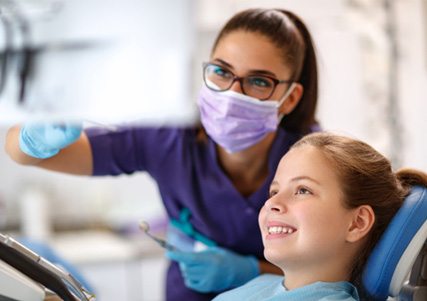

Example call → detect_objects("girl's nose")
265 196 286 213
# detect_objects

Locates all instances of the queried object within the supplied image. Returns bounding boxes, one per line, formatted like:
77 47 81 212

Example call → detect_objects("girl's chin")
264 250 288 267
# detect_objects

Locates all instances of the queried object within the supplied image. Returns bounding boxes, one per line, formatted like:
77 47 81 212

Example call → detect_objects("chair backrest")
362 186 427 301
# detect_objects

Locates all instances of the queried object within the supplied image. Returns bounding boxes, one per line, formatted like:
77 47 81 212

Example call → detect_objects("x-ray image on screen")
0 0 197 125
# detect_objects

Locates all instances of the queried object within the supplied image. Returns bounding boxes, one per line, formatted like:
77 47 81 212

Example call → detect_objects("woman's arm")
5 125 93 176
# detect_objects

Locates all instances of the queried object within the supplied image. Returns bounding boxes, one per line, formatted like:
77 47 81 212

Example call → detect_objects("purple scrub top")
86 125 305 301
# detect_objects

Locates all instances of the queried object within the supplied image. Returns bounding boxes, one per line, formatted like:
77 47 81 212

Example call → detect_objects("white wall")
396 0 427 171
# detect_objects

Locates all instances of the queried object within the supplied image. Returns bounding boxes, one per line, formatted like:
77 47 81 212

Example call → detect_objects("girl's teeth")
268 226 294 234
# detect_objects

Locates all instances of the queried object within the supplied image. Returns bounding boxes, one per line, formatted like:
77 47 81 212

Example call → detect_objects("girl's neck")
282 264 351 290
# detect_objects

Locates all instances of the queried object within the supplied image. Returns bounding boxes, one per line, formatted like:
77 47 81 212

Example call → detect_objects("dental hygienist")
5 8 320 301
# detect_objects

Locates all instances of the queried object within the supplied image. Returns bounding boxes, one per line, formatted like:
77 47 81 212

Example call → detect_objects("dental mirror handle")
139 221 177 251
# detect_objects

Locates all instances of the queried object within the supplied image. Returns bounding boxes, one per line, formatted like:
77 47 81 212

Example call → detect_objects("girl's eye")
269 190 278 197
296 187 311 195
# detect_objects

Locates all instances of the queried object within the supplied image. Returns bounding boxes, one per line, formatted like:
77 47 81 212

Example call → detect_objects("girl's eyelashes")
268 185 313 199
295 186 312 195
269 189 278 197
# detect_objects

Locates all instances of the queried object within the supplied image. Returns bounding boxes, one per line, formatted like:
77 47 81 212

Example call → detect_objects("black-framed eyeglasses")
203 62 292 100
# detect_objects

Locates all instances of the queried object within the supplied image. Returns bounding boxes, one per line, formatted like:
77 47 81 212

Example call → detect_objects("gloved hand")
166 246 260 293
19 122 82 159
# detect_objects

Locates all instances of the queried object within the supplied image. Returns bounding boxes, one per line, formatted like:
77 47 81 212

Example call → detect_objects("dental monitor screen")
0 0 197 125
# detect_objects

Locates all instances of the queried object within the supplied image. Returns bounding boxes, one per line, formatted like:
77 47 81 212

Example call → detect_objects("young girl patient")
214 132 427 301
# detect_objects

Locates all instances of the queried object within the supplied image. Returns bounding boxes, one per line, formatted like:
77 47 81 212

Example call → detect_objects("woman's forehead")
212 30 291 77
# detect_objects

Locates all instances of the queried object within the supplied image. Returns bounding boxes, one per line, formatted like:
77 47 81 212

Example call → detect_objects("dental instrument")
139 221 177 251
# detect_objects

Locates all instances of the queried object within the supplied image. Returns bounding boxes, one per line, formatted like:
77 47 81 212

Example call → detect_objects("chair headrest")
362 186 427 300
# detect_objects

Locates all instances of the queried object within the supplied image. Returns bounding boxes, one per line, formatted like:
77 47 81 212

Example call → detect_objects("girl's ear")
279 83 303 115
346 205 375 243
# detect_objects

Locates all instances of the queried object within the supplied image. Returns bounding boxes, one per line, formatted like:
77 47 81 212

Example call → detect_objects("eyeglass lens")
204 64 277 100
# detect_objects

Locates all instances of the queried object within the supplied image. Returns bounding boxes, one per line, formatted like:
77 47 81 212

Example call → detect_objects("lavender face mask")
198 84 295 153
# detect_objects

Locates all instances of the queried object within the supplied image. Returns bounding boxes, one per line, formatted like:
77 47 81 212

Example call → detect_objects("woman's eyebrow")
211 58 233 69
211 58 278 77
248 69 277 77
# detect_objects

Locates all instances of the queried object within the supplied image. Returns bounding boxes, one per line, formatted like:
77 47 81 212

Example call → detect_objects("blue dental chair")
363 186 427 301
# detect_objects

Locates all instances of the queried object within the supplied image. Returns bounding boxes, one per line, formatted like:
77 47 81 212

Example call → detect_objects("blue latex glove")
19 122 82 159
166 246 260 293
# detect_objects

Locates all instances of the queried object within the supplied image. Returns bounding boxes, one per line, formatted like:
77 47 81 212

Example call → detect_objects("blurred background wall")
0 0 426 300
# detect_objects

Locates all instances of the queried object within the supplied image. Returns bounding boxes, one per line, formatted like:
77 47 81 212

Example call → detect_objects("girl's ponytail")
396 168 427 193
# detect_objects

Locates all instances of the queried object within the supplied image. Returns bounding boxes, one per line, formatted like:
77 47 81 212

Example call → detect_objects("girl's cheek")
258 207 265 227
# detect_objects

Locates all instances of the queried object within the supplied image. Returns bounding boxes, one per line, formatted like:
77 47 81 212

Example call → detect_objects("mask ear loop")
277 82 297 121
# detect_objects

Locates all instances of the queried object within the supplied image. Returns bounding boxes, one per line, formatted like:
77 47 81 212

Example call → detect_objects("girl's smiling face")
259 145 358 277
